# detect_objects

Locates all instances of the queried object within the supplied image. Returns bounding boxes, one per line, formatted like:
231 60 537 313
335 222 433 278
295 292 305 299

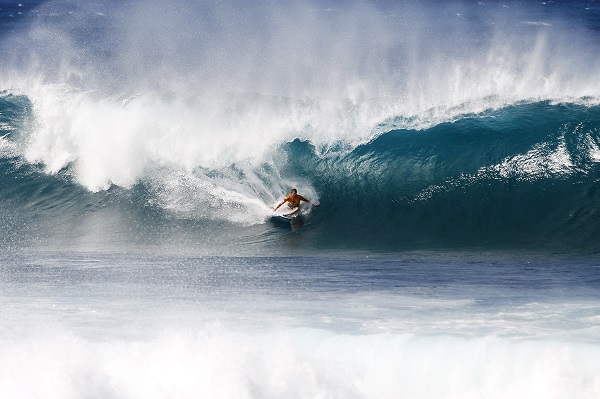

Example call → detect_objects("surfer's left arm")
300 196 319 207
273 198 286 211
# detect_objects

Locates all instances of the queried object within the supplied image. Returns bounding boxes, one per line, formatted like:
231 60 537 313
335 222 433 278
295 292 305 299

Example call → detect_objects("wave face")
286 102 600 250
2 0 600 253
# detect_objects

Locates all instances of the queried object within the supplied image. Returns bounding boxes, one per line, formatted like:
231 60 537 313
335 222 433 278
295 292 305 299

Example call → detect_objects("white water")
1 252 599 398
1 326 599 399
2 283 600 399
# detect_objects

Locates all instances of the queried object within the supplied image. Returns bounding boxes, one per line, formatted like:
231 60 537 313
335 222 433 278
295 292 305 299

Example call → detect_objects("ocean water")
1 0 600 397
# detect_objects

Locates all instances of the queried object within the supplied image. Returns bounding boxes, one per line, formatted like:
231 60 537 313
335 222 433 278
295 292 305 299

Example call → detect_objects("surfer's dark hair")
291 188 297 193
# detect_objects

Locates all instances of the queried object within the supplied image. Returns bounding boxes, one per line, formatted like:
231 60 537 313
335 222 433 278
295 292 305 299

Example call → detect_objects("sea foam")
0 325 598 399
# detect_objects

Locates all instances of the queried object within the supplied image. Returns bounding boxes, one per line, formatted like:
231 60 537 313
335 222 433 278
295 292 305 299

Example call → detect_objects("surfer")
273 188 319 216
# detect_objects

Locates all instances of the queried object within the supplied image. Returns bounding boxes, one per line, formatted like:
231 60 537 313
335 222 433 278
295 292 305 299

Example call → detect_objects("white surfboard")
271 206 301 223
271 213 292 223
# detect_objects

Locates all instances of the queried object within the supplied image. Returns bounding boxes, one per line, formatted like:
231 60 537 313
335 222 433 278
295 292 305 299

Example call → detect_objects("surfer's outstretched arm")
300 196 319 207
273 200 286 211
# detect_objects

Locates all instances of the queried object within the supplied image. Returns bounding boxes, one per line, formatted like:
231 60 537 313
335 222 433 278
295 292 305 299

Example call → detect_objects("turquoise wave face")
282 102 600 250
2 98 600 253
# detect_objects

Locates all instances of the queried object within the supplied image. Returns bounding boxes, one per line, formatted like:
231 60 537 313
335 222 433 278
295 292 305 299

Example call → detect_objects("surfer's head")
290 188 297 195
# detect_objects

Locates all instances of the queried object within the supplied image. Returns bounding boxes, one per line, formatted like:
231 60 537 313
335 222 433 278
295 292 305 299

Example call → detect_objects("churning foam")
0 324 599 399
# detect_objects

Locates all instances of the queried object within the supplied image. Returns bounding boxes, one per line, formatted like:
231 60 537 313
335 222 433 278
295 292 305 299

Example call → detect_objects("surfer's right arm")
273 199 286 211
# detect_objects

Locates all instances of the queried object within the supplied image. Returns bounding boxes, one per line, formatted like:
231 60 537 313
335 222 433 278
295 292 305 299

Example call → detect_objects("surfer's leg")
284 206 299 216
